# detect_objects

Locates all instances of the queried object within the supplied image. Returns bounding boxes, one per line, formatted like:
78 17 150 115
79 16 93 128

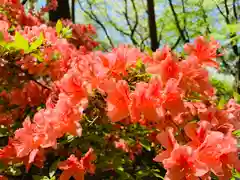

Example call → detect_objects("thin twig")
233 0 239 22
215 1 229 23
200 0 211 34
181 0 189 40
11 63 51 91
224 0 230 18
77 0 114 48
171 36 181 50
123 0 138 45
168 0 188 43
130 0 139 37
158 22 165 46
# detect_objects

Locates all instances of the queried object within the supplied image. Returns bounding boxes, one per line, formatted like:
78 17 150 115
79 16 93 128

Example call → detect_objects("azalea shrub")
0 0 240 180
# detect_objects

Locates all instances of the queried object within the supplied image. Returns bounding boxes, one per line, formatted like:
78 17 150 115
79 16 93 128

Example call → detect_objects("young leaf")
227 23 240 34
232 130 240 137
139 139 151 151
136 170 150 179
0 125 9 137
232 168 240 179
14 32 29 51
62 27 72 38
217 96 226 109
32 53 44 62
233 92 240 103
145 46 153 56
0 32 4 41
30 32 44 51
6 166 22 176
0 161 5 170
152 172 164 179
49 159 59 178
33 175 50 180
56 20 63 35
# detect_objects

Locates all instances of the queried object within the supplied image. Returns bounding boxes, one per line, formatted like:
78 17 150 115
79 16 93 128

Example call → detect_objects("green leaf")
135 59 144 71
144 46 153 56
51 51 61 61
227 24 240 34
210 32 226 40
30 32 44 51
116 168 134 180
217 96 226 109
117 167 124 171
49 160 59 177
233 92 240 103
62 27 72 39
6 166 22 176
56 20 63 35
232 130 240 137
139 139 151 151
0 125 9 137
61 134 75 145
232 168 240 179
14 32 29 51
0 161 5 170
32 53 44 62
33 175 50 180
152 172 164 179
0 32 4 41
136 170 150 179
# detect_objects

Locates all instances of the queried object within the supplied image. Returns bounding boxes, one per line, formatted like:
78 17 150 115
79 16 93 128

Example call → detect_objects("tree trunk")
147 0 159 51
49 0 71 22
71 0 75 23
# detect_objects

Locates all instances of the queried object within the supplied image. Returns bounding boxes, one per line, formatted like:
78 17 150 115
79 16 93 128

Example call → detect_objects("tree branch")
224 0 230 18
215 1 240 92
168 0 188 43
122 0 138 45
233 0 238 22
215 1 238 56
108 19 131 36
78 0 114 48
215 2 230 23
10 63 51 91
220 57 235 75
140 36 149 50
181 0 189 40
130 0 139 38
110 2 146 46
158 22 165 46
123 0 133 30
171 36 181 50
200 0 211 35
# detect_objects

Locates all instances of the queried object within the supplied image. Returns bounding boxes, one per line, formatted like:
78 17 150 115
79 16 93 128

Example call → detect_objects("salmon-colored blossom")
184 36 220 68
147 55 179 84
196 131 240 178
163 146 208 180
130 78 162 124
154 127 178 162
106 80 130 122
58 148 96 180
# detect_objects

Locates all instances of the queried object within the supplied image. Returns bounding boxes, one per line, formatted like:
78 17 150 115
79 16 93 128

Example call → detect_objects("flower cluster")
0 1 239 180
